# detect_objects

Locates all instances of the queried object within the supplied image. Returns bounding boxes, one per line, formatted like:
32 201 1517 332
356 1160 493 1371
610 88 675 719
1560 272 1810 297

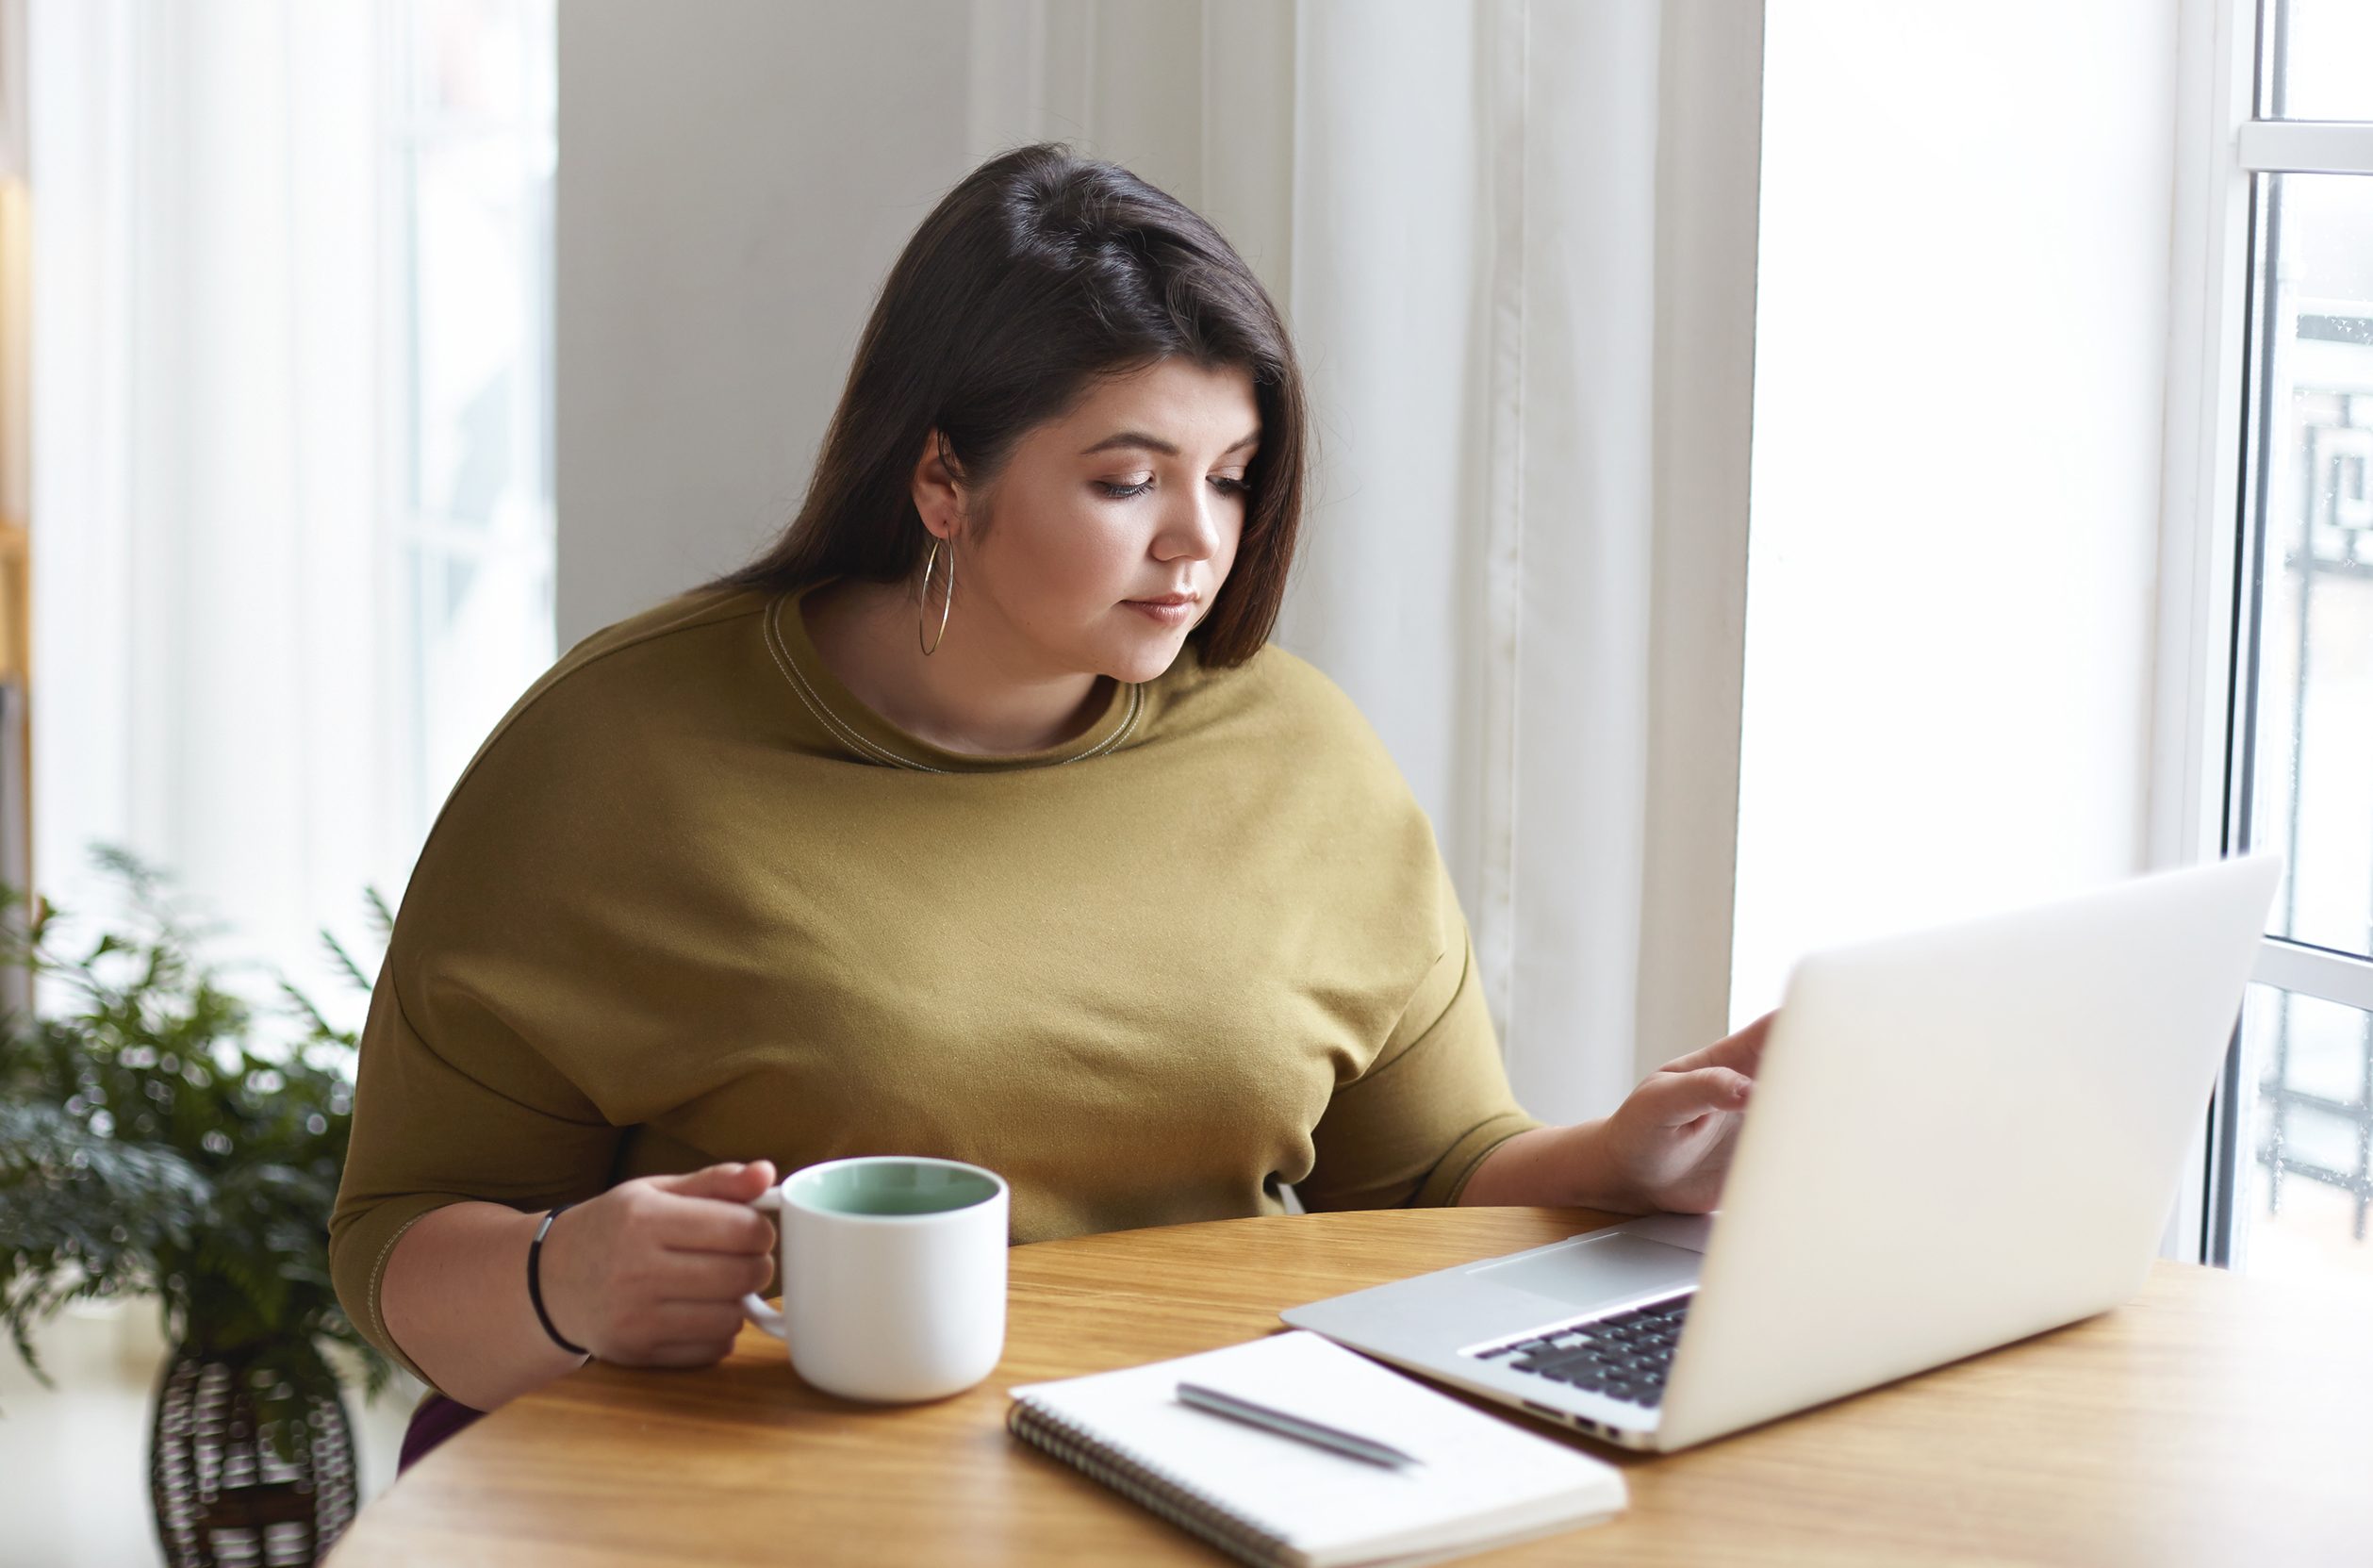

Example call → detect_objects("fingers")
651 1160 777 1202
1632 1065 1753 1128
639 1164 782 1254
653 1248 776 1302
646 1299 749 1340
651 1193 778 1256
598 1298 756 1367
1656 1009 1778 1079
552 1164 783 1365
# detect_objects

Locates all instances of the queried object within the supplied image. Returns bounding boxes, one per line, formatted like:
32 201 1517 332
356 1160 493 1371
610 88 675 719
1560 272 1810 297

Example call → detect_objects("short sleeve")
322 600 747 1389
327 966 622 1389
1296 926 1546 1213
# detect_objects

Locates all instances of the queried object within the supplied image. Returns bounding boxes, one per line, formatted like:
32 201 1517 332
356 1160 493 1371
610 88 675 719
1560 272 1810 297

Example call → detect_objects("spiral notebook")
1006 1330 1625 1568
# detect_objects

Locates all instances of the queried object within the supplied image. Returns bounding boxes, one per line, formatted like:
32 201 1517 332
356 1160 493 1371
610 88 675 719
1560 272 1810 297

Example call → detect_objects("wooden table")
330 1208 2373 1566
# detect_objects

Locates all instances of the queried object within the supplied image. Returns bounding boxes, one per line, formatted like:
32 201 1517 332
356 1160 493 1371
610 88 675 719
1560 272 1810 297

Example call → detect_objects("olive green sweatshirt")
327 584 1542 1391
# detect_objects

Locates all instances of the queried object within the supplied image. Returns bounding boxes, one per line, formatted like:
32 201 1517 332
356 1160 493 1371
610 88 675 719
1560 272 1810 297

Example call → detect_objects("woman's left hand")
1595 1010 1778 1214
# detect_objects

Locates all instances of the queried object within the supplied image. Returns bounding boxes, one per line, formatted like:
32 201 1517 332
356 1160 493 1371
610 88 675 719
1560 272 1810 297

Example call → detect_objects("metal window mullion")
2254 937 2373 1013
2188 0 2278 1269
2159 0 2266 1269
2238 119 2373 173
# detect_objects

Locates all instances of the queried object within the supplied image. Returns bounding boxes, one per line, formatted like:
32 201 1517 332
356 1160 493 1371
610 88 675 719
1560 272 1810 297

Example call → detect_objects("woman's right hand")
535 1160 780 1369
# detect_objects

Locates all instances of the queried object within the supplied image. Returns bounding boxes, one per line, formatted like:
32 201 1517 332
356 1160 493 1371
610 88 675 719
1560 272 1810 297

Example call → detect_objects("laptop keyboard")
1471 1294 1693 1409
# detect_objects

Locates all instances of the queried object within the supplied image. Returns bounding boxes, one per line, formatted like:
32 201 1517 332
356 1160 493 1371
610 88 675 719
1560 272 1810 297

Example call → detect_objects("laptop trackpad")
1468 1232 1702 1310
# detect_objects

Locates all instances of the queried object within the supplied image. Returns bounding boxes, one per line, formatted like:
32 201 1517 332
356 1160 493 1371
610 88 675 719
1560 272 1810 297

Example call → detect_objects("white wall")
1730 1 2179 1021
554 3 975 647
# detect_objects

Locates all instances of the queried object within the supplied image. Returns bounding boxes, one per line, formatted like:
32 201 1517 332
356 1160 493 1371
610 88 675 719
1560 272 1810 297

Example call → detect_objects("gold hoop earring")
918 536 954 655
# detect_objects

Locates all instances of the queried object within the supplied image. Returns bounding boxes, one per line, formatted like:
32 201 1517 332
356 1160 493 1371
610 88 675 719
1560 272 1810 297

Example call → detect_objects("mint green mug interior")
787 1159 1001 1218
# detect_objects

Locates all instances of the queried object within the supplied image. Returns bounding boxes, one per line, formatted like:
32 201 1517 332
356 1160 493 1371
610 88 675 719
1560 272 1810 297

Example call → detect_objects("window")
25 1 554 1021
385 0 558 842
2195 0 2373 1280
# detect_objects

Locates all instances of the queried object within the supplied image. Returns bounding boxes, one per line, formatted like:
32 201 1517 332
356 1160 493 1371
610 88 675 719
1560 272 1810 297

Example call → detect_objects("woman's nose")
1156 487 1224 561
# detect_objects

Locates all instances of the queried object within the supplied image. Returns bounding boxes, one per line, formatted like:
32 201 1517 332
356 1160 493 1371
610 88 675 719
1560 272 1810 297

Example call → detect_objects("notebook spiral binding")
1007 1396 1297 1568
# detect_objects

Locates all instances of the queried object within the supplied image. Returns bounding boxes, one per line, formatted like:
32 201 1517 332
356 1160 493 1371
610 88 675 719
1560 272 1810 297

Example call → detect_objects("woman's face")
921 356 1260 686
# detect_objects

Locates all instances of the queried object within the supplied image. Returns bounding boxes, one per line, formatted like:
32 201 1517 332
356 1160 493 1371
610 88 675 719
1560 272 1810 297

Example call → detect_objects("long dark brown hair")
704 142 1310 668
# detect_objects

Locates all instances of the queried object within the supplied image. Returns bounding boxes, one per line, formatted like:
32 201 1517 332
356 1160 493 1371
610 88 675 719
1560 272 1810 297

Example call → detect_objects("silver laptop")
1281 854 2282 1452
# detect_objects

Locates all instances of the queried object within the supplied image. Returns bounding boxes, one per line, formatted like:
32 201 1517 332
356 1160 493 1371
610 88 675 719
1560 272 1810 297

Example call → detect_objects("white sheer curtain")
28 0 390 999
965 0 1761 1121
30 0 557 1015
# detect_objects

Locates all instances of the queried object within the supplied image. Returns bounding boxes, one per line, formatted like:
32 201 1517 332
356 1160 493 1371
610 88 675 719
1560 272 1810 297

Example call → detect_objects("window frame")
2156 0 2373 1264
371 0 559 847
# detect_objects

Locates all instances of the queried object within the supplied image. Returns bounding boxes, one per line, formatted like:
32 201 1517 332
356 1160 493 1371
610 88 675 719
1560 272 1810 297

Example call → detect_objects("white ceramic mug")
738 1155 1009 1403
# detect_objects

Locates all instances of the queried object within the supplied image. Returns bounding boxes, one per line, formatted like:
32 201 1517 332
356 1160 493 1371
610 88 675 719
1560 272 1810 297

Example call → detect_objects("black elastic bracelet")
528 1203 590 1357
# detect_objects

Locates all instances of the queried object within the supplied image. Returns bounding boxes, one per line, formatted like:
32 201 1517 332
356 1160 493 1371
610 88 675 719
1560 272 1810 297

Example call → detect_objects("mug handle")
740 1185 787 1340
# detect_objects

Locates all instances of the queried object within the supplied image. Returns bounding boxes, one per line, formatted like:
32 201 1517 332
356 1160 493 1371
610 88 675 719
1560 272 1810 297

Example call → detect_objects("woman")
326 143 1772 1473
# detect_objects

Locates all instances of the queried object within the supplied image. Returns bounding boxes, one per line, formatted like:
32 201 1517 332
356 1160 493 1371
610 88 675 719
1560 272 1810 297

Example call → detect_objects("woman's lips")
1124 597 1198 626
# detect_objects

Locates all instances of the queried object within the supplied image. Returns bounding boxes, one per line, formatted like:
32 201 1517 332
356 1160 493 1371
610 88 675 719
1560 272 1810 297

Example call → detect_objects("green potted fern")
0 846 400 1566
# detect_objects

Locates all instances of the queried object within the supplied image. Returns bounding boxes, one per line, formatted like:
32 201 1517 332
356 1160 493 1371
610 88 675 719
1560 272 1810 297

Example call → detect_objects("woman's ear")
911 429 967 543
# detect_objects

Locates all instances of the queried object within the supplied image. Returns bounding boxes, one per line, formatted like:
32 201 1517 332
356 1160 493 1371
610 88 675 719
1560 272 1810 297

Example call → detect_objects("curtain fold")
967 0 1758 1121
29 0 387 994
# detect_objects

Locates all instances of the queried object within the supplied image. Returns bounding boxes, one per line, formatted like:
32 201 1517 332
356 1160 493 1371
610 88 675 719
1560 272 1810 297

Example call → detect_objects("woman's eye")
1093 476 1253 500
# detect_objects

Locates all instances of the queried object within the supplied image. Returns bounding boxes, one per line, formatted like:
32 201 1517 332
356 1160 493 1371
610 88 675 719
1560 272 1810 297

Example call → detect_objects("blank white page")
1009 1330 1624 1566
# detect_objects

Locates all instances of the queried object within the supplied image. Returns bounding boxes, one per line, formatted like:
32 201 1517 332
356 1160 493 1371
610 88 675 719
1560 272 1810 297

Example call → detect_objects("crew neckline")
762 583 1146 773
